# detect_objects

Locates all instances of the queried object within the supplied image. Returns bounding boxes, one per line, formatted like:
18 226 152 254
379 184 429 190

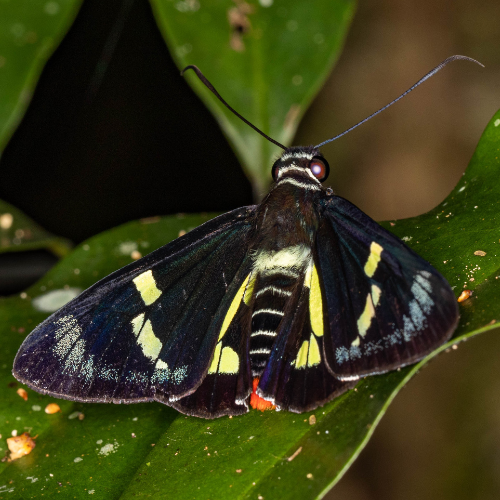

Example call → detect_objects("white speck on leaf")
98 441 119 456
44 2 60 15
32 288 81 313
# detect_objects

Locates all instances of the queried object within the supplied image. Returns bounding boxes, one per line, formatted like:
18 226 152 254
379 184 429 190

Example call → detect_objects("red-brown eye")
271 162 280 181
309 157 330 182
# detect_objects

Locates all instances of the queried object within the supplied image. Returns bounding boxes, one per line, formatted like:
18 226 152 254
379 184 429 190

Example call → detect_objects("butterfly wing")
316 195 459 380
13 207 257 416
256 265 356 413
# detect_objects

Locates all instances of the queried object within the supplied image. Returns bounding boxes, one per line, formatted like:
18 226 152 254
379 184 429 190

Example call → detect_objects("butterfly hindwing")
317 196 459 380
171 266 255 417
13 207 256 413
256 263 356 413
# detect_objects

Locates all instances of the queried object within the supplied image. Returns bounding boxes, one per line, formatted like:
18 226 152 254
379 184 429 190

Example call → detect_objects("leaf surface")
150 0 356 195
0 0 83 153
0 199 71 256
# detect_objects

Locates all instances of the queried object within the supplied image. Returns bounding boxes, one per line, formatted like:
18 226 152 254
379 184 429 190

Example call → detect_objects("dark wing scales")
13 207 256 415
257 269 355 413
171 275 254 418
317 196 459 380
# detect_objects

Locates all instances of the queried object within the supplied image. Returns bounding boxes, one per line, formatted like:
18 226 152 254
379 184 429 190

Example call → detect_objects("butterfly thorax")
252 146 325 250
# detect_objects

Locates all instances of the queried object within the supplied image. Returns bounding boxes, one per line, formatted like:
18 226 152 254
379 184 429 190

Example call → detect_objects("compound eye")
309 157 330 182
271 162 280 181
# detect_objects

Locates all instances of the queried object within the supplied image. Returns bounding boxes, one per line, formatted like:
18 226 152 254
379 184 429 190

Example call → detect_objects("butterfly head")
271 147 330 186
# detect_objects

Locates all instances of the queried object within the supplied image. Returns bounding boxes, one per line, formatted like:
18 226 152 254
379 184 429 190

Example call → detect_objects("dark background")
1 0 500 498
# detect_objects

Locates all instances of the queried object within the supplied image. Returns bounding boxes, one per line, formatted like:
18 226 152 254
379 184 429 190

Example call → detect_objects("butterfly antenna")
315 55 484 148
182 65 287 150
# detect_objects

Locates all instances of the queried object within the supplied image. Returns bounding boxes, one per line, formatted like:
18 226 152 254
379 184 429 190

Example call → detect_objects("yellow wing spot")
218 347 239 374
309 264 324 337
295 334 322 369
307 334 321 367
364 242 383 278
218 273 251 341
207 344 239 374
357 293 375 338
208 342 222 374
371 284 382 307
295 341 309 369
351 337 360 347
243 273 257 306
133 270 162 306
137 319 162 361
131 313 145 336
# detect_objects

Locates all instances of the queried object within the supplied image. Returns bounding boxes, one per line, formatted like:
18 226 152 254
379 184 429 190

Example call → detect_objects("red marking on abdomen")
250 378 275 411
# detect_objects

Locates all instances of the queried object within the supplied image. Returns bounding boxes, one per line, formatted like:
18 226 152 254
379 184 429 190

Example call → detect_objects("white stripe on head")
276 177 321 191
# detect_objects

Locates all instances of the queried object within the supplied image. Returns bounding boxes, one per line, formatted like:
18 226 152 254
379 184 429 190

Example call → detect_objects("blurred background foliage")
0 0 499 498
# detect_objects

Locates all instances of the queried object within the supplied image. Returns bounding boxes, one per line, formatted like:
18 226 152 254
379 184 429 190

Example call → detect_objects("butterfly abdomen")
249 245 311 377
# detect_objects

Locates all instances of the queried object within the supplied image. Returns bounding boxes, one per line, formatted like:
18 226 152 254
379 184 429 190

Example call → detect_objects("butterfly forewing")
317 196 459 380
13 207 256 410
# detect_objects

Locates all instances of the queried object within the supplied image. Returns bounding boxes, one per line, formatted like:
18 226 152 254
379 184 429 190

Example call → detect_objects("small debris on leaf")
131 250 142 260
141 216 160 224
16 388 28 401
45 403 61 414
474 250 486 256
6 432 36 461
0 213 13 229
287 446 302 462
306 473 313 479
458 290 472 302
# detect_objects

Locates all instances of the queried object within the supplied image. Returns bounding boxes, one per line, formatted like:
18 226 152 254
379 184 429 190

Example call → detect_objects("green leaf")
0 0 83 154
0 111 499 498
150 0 356 197
0 198 71 256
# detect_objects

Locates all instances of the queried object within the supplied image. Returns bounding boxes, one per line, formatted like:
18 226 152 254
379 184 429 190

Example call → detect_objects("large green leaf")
150 0 356 197
0 0 83 155
0 111 498 498
0 198 71 256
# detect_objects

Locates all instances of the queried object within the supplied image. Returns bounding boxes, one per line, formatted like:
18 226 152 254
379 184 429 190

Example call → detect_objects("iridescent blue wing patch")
317 196 459 381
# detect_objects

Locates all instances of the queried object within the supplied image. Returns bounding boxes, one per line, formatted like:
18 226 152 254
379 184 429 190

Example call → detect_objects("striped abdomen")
249 245 310 376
